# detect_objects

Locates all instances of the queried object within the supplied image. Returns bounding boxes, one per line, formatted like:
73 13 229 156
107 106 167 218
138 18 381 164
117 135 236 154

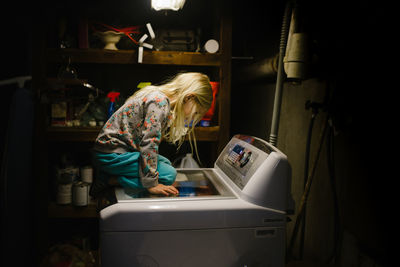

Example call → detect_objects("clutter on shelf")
40 240 97 267
54 153 94 207
43 76 128 128
91 21 141 50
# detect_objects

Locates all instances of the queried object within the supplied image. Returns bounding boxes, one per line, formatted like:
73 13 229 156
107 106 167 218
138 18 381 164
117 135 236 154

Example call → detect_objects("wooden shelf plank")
46 126 219 142
48 201 98 218
46 126 102 142
189 126 220 141
46 77 88 86
47 48 221 66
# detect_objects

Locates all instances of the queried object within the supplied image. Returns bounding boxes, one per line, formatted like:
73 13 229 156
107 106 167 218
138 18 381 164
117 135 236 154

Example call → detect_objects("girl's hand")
148 184 179 196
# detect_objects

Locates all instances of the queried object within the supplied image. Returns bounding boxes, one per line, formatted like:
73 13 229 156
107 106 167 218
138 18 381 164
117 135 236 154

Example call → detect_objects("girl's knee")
158 154 172 165
158 162 177 185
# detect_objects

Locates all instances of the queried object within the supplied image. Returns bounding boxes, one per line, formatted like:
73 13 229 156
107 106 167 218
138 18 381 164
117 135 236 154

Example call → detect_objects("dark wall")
231 0 394 265
0 3 35 267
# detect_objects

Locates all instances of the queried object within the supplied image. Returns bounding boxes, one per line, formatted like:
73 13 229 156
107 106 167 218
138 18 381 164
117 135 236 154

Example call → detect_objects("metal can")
72 181 89 206
80 165 93 184
56 183 72 205
56 166 79 184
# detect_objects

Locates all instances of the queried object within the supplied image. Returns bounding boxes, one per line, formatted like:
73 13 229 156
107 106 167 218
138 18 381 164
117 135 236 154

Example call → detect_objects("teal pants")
93 151 177 189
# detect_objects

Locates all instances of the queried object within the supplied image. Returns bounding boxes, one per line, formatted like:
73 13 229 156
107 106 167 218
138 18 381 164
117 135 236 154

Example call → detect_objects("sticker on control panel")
227 144 254 166
225 143 258 178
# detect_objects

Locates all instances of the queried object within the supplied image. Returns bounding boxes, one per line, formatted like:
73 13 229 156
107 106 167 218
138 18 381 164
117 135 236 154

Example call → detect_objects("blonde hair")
130 72 213 161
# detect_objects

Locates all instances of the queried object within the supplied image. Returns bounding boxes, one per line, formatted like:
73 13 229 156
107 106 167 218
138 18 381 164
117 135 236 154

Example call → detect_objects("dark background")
1 0 395 266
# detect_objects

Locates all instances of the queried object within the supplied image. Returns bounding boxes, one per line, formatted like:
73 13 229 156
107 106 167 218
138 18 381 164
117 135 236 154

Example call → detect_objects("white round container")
81 166 93 184
72 182 89 206
204 39 219 53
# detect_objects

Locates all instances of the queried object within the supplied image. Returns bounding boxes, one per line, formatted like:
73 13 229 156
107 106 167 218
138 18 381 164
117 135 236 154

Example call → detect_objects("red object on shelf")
107 91 120 102
202 81 219 123
91 21 141 45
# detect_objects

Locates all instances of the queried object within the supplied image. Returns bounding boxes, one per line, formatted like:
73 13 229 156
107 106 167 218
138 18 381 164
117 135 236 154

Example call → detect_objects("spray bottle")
107 91 120 119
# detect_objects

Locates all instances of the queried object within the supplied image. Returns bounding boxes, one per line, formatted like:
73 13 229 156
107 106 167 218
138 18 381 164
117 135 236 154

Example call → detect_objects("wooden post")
218 0 232 153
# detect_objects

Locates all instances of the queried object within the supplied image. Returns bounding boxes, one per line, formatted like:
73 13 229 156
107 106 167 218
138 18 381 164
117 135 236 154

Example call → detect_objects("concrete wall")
231 0 393 265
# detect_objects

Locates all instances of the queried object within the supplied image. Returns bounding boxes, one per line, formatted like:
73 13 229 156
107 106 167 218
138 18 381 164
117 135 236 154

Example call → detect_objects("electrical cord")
299 101 319 259
287 114 329 261
269 0 294 146
287 97 342 263
324 80 342 264
325 119 342 265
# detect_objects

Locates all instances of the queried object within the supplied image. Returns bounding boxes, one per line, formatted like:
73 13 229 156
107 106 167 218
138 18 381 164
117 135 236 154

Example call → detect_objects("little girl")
91 72 213 196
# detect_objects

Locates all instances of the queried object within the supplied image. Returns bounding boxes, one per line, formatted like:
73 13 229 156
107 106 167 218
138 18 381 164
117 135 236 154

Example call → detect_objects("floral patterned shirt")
93 90 172 187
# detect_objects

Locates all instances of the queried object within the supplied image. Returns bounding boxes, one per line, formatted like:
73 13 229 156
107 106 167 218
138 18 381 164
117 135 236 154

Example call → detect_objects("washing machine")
100 134 293 267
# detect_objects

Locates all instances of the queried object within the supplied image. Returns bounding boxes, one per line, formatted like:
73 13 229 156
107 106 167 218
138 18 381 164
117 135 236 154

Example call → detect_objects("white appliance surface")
100 135 292 267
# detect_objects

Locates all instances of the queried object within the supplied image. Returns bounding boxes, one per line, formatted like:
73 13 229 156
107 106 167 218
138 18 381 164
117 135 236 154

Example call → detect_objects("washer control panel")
216 135 271 189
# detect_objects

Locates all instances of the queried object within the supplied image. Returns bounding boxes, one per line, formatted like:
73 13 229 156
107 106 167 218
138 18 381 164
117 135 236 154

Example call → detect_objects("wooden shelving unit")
48 201 98 218
47 48 222 66
33 0 232 263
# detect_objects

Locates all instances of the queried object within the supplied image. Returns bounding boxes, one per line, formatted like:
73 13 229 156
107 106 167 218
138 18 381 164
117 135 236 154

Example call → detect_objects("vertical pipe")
269 1 293 146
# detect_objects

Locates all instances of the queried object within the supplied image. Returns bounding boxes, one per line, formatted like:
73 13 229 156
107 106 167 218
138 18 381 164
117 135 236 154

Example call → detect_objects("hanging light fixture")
151 0 186 11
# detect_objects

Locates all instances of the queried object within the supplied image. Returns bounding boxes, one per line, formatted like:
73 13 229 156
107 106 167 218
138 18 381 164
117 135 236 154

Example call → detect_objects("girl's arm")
139 96 170 188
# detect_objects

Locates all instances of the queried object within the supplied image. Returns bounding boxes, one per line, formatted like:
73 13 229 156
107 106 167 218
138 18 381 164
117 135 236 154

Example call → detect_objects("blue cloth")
93 151 176 188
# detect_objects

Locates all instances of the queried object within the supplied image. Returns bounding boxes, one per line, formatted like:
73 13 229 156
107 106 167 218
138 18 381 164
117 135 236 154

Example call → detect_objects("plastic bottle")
107 91 120 119
179 153 200 168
